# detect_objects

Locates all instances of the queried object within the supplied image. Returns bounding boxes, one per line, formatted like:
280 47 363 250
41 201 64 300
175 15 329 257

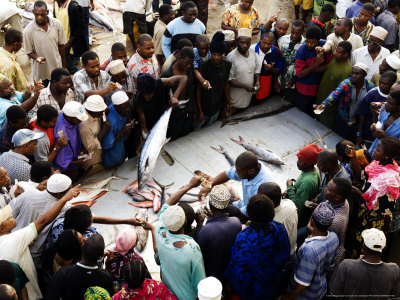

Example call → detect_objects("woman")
350 137 400 258
224 194 290 300
221 0 261 36
112 260 177 300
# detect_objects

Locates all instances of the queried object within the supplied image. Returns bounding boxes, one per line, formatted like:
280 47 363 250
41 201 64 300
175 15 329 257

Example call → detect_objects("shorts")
123 12 147 34
256 75 272 100
294 0 313 10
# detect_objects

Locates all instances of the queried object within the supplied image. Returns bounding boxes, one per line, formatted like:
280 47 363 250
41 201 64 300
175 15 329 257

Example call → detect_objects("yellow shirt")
0 47 28 91
222 4 261 30
54 0 73 54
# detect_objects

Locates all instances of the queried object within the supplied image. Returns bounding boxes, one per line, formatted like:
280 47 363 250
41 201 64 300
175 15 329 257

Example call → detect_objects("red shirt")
29 120 55 151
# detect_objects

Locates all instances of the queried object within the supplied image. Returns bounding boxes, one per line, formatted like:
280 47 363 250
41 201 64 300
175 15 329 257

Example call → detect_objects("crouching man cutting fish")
198 151 275 215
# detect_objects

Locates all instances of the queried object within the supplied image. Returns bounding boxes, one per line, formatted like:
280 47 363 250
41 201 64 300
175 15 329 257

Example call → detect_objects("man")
161 47 196 140
162 1 205 58
104 59 134 104
198 151 274 215
346 0 374 19
227 28 260 112
351 3 375 46
100 42 129 71
102 91 135 167
193 34 211 86
29 68 75 120
376 0 400 52
80 95 109 171
0 106 27 153
0 185 80 300
330 228 400 297
295 26 332 116
127 34 160 96
316 41 352 129
30 105 68 162
196 185 242 281
308 4 335 39
357 71 397 145
23 1 67 85
284 202 339 300
278 20 306 93
11 173 73 268
260 16 289 47
0 30 27 91
47 234 113 299
156 176 205 299
154 5 175 67
161 38 193 73
258 182 298 256
74 0 92 51
14 160 53 193
0 129 43 184
194 31 231 130
371 54 400 86
317 63 375 141
0 75 43 127
351 26 390 80
53 101 88 179
73 51 116 103
323 18 363 54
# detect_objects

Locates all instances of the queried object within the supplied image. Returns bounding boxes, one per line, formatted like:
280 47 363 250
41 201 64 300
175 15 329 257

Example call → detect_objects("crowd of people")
0 0 400 298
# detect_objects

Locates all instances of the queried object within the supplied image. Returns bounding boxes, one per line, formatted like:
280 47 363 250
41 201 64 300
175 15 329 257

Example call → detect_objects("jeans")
192 111 219 131
66 54 80 75
152 0 171 12
82 7 90 50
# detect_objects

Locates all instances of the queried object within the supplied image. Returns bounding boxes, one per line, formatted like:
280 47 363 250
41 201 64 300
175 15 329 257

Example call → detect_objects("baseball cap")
63 101 89 121
12 129 44 146
362 228 386 252
84 95 107 112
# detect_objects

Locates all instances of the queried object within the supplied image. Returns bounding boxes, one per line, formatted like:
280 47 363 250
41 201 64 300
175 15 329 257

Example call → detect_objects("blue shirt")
289 232 339 300
193 48 211 69
0 121 16 154
256 44 283 76
224 221 291 300
346 0 375 23
376 10 398 46
0 91 23 127
369 107 400 154
101 103 126 167
226 163 274 215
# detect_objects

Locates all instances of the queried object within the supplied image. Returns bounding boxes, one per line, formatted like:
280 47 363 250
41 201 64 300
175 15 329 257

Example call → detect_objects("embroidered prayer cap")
84 286 111 300
114 227 138 255
12 129 44 146
162 205 185 232
47 174 72 193
362 228 386 252
296 144 323 166
353 62 368 74
210 31 226 54
111 91 129 105
222 30 235 41
108 59 126 75
0 205 12 224
63 101 89 121
84 95 107 112
370 26 388 41
237 28 252 38
209 185 231 209
137 73 156 95
312 202 335 226
385 54 400 70
198 276 223 300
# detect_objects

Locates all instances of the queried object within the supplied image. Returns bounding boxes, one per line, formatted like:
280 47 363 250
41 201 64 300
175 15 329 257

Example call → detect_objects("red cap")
297 144 323 166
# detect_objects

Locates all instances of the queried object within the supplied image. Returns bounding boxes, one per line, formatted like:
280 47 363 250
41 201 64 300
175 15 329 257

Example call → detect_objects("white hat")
84 95 108 112
108 59 126 75
112 91 129 105
63 101 89 121
162 205 185 232
0 205 12 224
362 228 386 252
354 62 368 73
47 174 72 193
198 277 222 300
222 30 235 41
209 185 231 209
370 26 388 41
12 129 44 146
237 27 252 38
385 54 400 70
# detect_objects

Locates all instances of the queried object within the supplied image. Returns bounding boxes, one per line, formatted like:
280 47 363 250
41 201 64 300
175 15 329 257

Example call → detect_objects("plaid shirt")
72 69 110 103
0 121 16 154
127 52 160 96
0 150 31 184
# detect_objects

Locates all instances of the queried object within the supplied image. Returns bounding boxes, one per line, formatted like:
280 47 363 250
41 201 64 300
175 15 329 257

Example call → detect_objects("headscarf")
84 286 111 300
137 73 156 95
114 228 138 255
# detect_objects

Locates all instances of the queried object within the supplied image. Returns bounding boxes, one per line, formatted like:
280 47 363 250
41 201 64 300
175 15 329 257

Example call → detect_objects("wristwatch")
53 147 60 152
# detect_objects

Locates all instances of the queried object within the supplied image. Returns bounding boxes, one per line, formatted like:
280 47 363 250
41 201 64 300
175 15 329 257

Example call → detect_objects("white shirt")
124 0 151 14
351 45 390 80
326 32 364 53
74 0 90 7
274 199 298 255
250 44 269 68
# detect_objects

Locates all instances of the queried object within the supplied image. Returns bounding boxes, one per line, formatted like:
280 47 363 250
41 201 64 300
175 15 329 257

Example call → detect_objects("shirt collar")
9 150 30 162
33 17 55 31
311 16 325 28
76 262 98 269
304 231 330 242
377 86 388 97
0 47 15 60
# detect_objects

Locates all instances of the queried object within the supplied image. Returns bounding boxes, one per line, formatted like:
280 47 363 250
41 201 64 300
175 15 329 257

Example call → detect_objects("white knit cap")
209 185 231 209
0 205 12 224
370 26 388 41
63 101 89 121
198 277 222 300
111 91 129 105
385 54 400 70
237 27 252 38
84 95 108 112
354 62 368 73
108 59 126 75
162 205 185 232
222 30 235 41
47 174 72 193
362 228 386 252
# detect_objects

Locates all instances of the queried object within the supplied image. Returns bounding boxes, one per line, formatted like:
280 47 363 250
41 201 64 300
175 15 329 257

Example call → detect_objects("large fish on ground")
230 136 285 165
220 102 293 127
210 145 235 166
138 107 172 191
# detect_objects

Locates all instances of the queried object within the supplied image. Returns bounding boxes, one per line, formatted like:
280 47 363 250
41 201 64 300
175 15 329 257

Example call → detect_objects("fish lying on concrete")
210 145 235 166
80 176 123 190
128 201 153 208
220 102 293 127
230 136 285 166
138 108 172 191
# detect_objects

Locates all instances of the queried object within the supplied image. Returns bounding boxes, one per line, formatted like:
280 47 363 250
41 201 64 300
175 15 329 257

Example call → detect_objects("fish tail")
230 137 241 145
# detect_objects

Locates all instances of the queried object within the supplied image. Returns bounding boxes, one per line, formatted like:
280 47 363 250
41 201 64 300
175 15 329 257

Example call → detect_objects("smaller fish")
153 191 161 213
128 201 153 208
210 145 235 166
178 194 199 203
161 149 174 166
127 189 154 201
145 181 162 193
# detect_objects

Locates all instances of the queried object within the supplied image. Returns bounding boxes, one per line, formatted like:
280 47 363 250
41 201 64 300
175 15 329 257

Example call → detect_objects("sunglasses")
367 39 381 46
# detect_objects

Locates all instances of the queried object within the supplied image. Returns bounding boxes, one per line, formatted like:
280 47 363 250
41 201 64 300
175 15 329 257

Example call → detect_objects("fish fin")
210 145 224 154
230 137 241 145
152 177 174 190
239 136 245 143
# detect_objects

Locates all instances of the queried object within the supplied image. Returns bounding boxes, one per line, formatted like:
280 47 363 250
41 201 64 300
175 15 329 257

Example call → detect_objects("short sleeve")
294 246 317 286
57 20 67 45
23 26 34 54
34 136 50 161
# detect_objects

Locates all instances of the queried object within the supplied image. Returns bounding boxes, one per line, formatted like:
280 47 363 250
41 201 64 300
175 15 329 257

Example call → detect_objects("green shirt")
287 169 321 228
